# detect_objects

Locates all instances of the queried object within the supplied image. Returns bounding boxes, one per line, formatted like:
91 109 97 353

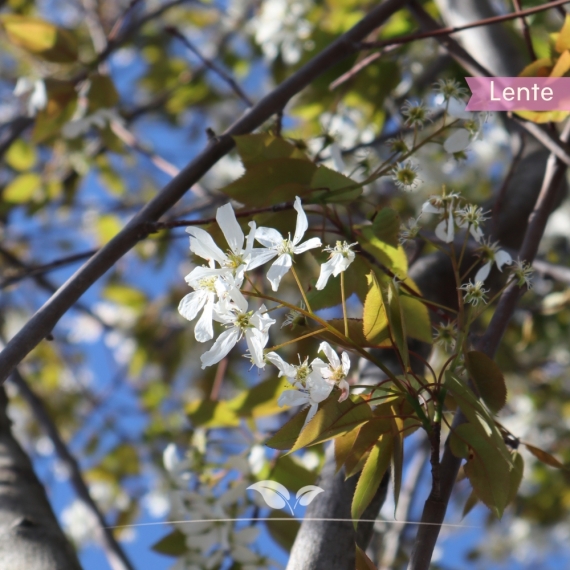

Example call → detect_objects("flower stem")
291 266 312 313
266 327 327 352
341 271 349 338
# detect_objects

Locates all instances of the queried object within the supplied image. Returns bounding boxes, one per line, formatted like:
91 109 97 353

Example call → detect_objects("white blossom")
200 288 275 369
315 241 357 290
312 341 351 402
253 196 321 290
475 239 512 283
458 280 489 306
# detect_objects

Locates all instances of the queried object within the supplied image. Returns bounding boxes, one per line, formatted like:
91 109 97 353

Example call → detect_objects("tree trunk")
0 387 83 570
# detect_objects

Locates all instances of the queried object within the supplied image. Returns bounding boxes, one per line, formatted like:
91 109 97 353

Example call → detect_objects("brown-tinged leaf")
390 411 404 512
524 443 566 469
291 395 372 452
152 530 187 556
355 544 378 570
464 350 507 413
334 428 359 472
462 490 479 519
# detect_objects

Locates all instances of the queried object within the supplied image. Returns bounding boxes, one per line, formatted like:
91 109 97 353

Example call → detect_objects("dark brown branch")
360 0 570 50
512 0 537 61
9 369 135 570
406 117 570 570
0 0 405 385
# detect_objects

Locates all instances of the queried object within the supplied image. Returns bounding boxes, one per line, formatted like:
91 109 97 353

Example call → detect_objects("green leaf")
363 272 388 344
344 415 393 477
444 373 512 465
1 15 78 63
391 413 404 512
358 225 408 279
266 408 310 450
233 134 306 167
355 543 378 570
381 279 409 369
457 424 512 518
462 490 479 519
507 451 524 507
352 434 393 523
5 139 37 171
464 351 507 413
524 443 566 469
372 208 400 248
334 427 360 472
96 214 122 245
3 173 41 202
399 278 433 344
290 395 372 452
228 377 284 418
219 158 316 207
88 74 119 112
152 530 187 557
259 455 317 492
266 511 300 552
310 165 361 203
186 400 241 428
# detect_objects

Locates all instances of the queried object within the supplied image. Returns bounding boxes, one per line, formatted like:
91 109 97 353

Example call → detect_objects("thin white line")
104 517 480 530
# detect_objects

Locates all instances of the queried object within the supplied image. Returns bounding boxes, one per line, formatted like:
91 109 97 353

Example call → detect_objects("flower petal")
319 341 340 369
443 129 471 153
266 352 297 379
245 329 266 368
337 379 350 402
186 227 226 265
475 261 492 283
247 248 278 270
278 389 310 408
293 196 308 245
267 254 293 291
495 249 512 271
200 327 241 368
341 351 351 376
194 296 215 342
294 237 322 254
216 203 244 254
255 226 283 248
303 402 319 428
178 291 207 322
315 258 336 290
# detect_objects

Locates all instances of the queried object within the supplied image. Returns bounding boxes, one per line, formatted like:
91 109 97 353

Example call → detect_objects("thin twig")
512 0 537 61
360 0 570 50
9 369 135 570
166 26 254 107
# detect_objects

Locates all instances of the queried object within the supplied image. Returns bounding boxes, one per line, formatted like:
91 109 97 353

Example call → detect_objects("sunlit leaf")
381 279 409 369
5 139 37 171
3 173 41 203
234 134 306 167
555 15 570 53
311 165 361 203
372 208 400 248
524 443 566 469
363 272 388 344
186 399 241 428
266 408 310 450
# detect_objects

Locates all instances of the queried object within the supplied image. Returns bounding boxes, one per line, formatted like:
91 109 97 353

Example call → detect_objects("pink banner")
465 77 570 111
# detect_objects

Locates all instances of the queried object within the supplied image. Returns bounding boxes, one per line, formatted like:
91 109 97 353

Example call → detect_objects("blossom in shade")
315 241 357 290
391 160 422 191
253 196 321 291
458 280 489 306
511 258 533 289
475 239 512 283
455 204 488 243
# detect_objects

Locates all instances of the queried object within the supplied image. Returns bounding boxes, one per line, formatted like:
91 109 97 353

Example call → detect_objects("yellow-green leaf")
381 279 409 369
152 530 187 557
186 400 241 428
233 134 306 167
1 15 78 63
358 225 408 278
88 74 120 111
555 15 570 53
363 272 388 344
228 377 283 418
310 165 361 203
372 208 400 248
334 428 360 472
3 173 41 202
5 139 37 171
507 451 524 507
400 277 433 344
355 544 378 570
351 434 393 523
464 350 507 413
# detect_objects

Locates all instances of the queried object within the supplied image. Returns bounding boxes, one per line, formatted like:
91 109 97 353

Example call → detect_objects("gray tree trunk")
0 387 83 570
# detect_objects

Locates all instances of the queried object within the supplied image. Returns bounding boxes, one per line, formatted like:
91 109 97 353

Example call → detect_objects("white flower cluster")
179 197 356 410
163 444 270 570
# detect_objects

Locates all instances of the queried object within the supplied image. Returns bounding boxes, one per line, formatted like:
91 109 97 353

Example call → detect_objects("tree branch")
406 116 570 570
0 0 406 385
9 369 135 570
